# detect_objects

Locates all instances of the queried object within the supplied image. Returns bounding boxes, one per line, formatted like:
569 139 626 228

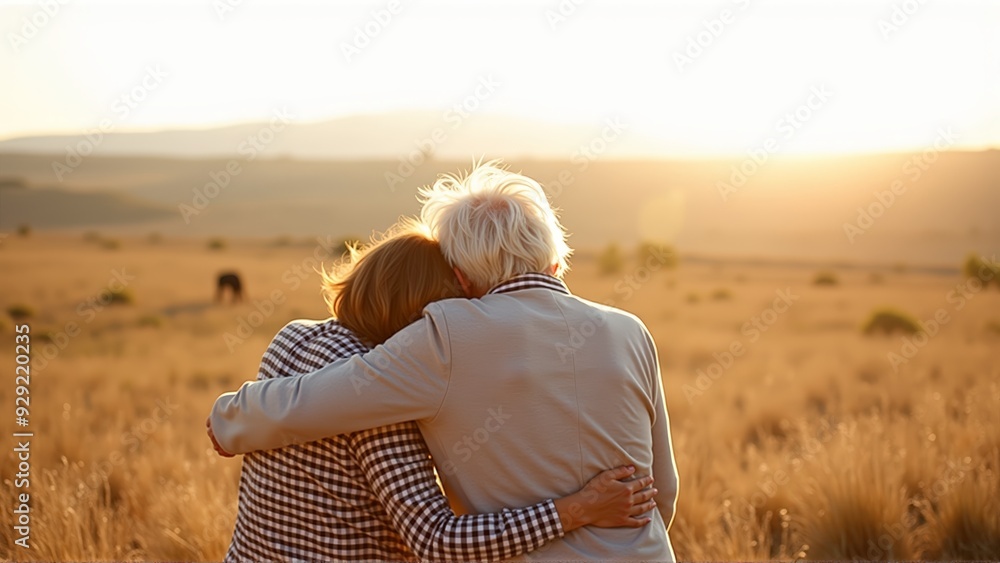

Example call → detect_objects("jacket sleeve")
350 422 564 561
643 325 679 531
210 305 453 454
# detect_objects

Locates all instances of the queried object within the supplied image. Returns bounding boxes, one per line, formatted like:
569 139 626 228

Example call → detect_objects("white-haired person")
212 221 657 562
209 161 679 561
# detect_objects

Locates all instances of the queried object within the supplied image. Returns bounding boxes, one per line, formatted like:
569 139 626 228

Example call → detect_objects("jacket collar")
488 273 571 296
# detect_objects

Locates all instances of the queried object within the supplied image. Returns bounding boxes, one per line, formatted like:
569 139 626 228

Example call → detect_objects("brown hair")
321 220 464 346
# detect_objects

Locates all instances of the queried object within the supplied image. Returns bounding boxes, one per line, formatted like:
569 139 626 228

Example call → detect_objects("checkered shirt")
488 273 571 297
226 317 564 562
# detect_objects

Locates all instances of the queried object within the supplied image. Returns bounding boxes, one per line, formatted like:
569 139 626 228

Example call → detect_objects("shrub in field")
813 271 839 286
147 232 163 244
637 241 678 269
207 237 226 251
711 288 732 301
138 314 163 328
862 308 921 335
17 224 31 237
101 238 121 251
108 288 134 306
6 303 34 320
599 243 624 275
963 253 999 289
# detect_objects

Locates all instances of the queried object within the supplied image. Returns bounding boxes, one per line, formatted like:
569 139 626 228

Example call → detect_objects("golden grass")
1 234 998 561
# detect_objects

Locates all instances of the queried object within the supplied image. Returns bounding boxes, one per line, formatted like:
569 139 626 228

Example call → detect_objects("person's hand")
207 416 234 458
553 465 657 532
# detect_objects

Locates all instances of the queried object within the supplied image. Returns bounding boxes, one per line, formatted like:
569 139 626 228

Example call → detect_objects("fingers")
630 498 657 517
632 487 658 505
626 475 654 492
599 465 636 482
621 515 654 528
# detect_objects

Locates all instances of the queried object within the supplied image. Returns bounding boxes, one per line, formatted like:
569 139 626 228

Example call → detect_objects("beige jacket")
212 276 678 561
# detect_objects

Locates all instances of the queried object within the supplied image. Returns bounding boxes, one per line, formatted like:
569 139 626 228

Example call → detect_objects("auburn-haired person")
323 219 462 346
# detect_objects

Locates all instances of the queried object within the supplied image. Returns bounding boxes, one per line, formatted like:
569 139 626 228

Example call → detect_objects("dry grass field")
1 233 998 561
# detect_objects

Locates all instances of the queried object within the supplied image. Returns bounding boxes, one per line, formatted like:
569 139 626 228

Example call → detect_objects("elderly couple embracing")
207 160 679 562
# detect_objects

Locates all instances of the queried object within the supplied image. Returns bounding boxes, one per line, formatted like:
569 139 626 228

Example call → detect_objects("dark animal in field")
216 272 243 303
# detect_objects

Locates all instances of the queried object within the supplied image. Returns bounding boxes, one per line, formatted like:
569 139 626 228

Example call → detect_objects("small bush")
685 292 700 304
107 288 134 306
0 177 28 189
986 320 1000 335
272 235 293 247
207 237 226 251
963 253 999 289
147 232 163 244
813 271 839 286
7 304 35 320
82 231 102 243
710 288 732 301
862 307 921 335
100 238 121 251
637 242 678 269
869 272 884 285
598 243 624 276
17 224 31 237
137 314 163 328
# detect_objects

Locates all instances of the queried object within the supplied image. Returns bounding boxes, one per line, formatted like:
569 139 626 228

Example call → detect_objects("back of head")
321 220 463 346
418 160 573 291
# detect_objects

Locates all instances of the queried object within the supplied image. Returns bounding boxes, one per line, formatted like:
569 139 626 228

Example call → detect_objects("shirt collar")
488 273 571 296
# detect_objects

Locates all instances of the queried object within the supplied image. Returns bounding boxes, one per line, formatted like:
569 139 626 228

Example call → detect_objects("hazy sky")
1 0 998 155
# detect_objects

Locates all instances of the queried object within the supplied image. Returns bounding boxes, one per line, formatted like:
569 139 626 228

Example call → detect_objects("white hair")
418 160 572 290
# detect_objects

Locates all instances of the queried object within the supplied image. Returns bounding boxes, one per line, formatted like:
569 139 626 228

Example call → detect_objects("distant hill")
0 111 679 161
0 151 997 266
0 186 174 228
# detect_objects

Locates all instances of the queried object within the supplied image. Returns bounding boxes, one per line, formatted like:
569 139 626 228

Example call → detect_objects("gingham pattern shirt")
488 273 571 297
226 317 564 563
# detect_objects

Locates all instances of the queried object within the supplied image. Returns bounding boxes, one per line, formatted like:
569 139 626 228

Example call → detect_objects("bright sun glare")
1 0 997 156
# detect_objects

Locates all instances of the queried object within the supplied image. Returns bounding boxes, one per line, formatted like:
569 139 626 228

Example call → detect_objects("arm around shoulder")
210 309 454 454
